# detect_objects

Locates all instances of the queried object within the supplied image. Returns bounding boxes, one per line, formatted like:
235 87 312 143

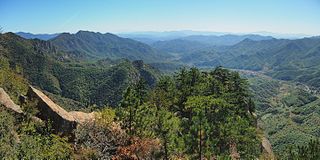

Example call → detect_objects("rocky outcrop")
27 86 77 135
1 86 95 136
0 88 23 114
229 142 240 160
261 137 275 159
26 86 95 135
69 111 95 124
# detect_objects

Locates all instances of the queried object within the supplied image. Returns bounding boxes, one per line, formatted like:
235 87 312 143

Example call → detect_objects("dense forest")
246 73 320 156
0 64 261 159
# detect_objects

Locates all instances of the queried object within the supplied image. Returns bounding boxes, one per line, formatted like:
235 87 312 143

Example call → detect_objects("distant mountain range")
175 37 320 88
13 31 320 88
252 31 311 39
118 30 229 43
151 34 274 55
16 30 313 44
15 32 60 40
119 30 312 43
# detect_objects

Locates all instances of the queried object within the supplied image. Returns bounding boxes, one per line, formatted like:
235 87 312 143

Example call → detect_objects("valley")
244 71 320 154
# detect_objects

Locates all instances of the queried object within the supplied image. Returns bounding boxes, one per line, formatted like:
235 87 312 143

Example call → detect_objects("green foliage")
18 133 72 159
0 108 18 158
286 139 320 160
117 78 148 136
0 33 160 108
141 32 320 158
117 67 260 159
152 39 211 55
5 30 319 159
150 62 185 73
96 107 116 127
50 31 166 62
175 37 320 89
248 74 320 157
0 56 28 103
0 108 73 159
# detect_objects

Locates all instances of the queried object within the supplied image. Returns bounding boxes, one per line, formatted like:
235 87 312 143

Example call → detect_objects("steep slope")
0 32 61 92
0 33 160 107
50 31 165 62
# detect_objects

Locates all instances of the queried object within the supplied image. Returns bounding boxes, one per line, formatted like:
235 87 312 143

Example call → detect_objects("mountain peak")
76 30 98 35
49 30 165 62
2 32 27 41
15 32 60 40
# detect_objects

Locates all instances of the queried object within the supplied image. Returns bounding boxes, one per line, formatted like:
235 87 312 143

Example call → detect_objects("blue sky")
1 0 320 35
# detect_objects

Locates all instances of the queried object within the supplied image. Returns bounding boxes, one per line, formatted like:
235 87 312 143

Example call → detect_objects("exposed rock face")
26 86 95 136
229 142 240 160
1 86 95 136
0 88 23 114
27 86 77 135
69 111 95 124
261 137 275 159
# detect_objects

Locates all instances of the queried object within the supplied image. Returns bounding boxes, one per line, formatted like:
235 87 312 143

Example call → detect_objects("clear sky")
1 0 320 35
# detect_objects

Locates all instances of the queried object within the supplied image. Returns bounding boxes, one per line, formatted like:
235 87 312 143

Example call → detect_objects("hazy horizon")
13 29 313 36
1 0 320 35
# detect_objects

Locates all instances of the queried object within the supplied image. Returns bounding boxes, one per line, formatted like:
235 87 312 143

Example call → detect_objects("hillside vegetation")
246 73 320 157
0 33 160 107
50 31 168 62
175 37 320 89
1 31 319 159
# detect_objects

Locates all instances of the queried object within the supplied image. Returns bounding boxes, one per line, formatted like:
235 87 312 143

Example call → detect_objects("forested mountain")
115 67 260 159
0 64 264 159
153 35 320 158
0 32 160 107
50 31 167 62
0 32 265 159
176 37 320 88
1 31 319 159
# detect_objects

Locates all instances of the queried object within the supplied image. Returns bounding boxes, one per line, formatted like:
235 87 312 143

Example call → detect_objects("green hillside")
1 31 319 159
0 33 160 107
176 37 320 89
246 73 320 157
50 30 168 62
